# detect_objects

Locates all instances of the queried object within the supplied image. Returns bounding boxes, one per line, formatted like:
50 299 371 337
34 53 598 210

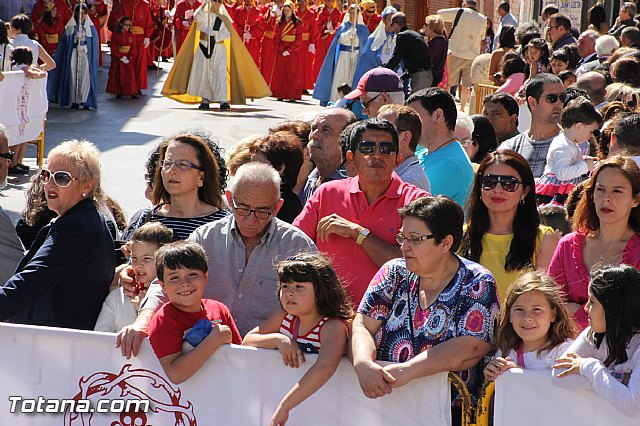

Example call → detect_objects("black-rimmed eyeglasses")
0 151 14 161
232 199 275 219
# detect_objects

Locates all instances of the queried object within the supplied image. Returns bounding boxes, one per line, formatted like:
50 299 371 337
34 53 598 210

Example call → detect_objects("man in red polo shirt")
293 118 429 305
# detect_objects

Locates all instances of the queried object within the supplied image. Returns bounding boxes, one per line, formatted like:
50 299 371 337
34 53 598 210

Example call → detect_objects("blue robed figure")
313 5 368 106
353 6 399 85
47 4 99 109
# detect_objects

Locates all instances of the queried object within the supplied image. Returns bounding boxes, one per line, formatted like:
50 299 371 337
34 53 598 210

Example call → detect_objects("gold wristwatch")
356 227 370 245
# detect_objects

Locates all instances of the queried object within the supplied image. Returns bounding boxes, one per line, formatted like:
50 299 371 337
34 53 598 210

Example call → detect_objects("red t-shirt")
148 299 242 359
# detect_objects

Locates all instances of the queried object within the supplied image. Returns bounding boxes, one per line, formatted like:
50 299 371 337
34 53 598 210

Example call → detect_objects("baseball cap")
344 68 402 100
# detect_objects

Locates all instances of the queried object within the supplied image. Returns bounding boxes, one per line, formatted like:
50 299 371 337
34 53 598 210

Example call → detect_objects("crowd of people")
1 0 640 424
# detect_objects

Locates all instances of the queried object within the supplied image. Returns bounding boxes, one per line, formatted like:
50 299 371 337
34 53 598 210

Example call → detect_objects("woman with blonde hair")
0 140 115 330
605 82 640 110
423 14 447 87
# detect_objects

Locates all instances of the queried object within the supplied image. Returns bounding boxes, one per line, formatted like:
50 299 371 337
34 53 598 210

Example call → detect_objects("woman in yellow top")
459 150 559 300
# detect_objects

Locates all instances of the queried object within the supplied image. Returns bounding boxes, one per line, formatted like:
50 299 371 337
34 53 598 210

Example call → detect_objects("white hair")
229 162 281 200
596 35 619 58
0 123 6 138
456 111 474 133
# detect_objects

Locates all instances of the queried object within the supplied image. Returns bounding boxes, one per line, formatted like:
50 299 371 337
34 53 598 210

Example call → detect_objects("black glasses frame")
357 141 397 155
480 174 522 192
231 198 275 219
0 151 14 161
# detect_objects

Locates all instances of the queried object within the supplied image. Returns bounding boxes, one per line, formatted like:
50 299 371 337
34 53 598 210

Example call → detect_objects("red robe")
88 0 108 66
149 1 174 61
32 0 74 31
34 16 65 56
107 30 139 96
108 0 154 90
233 5 264 67
272 17 302 99
362 11 380 34
260 3 280 85
173 0 201 55
313 5 340 80
296 7 315 90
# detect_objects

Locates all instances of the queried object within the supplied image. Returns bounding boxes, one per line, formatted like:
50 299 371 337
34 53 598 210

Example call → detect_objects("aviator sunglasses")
39 169 78 187
357 141 397 155
480 174 522 192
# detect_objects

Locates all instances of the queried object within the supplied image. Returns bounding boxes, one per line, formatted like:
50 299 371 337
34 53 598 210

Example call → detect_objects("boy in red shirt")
148 241 241 384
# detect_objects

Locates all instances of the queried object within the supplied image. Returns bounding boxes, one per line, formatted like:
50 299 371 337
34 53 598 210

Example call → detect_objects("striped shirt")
499 132 557 178
150 209 230 240
279 313 329 354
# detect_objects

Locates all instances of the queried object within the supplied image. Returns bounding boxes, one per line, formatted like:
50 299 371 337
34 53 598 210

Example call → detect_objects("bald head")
576 72 607 106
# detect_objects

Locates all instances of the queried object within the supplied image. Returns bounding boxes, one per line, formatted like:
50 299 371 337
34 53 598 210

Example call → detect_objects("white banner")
0 323 451 425
0 71 47 146
494 368 639 425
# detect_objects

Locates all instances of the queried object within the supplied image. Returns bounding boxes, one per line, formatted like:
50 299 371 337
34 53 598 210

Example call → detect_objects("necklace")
598 238 621 261
429 137 458 155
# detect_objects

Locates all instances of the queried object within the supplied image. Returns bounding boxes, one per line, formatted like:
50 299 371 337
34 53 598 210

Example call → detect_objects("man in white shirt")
438 0 486 112
493 1 518 51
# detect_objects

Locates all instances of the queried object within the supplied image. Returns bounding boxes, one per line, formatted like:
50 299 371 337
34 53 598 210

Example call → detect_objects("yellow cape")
161 9 271 105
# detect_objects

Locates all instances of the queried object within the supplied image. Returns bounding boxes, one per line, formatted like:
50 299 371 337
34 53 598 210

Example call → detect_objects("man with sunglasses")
0 124 24 285
117 163 316 357
547 13 576 51
343 67 404 118
293 118 428 305
499 73 563 178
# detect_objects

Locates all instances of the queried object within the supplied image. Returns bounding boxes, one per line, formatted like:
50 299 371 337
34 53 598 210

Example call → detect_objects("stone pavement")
1 54 323 223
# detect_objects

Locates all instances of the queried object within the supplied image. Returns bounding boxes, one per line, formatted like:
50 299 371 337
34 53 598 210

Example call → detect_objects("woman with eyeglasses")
123 132 229 242
351 195 499 424
459 150 559 300
548 155 640 330
0 140 115 330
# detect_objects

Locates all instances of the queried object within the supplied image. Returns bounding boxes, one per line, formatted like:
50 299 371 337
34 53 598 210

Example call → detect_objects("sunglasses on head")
357 141 397 155
39 169 78 187
481 174 522 192
543 93 566 104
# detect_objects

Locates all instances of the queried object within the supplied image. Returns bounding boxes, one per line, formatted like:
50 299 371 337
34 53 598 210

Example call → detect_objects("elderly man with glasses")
293 118 428 306
116 162 316 357
499 73 563 177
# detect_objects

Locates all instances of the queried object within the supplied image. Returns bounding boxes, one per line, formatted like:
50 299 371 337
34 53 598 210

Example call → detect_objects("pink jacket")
548 232 640 329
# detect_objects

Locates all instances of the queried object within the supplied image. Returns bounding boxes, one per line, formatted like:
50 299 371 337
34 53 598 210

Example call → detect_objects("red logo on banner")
64 364 197 425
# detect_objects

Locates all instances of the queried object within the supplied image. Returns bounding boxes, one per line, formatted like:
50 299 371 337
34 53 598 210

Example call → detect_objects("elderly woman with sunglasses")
459 150 559 300
548 155 640 330
0 140 115 330
351 196 499 422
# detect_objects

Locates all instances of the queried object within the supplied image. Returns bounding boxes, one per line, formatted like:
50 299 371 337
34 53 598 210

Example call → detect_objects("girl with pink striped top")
242 252 353 426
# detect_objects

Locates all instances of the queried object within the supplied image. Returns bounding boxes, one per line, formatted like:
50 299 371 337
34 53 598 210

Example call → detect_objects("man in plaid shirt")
498 73 564 178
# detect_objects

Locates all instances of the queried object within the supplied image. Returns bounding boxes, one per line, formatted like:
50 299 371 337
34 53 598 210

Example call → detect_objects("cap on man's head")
344 68 401 100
